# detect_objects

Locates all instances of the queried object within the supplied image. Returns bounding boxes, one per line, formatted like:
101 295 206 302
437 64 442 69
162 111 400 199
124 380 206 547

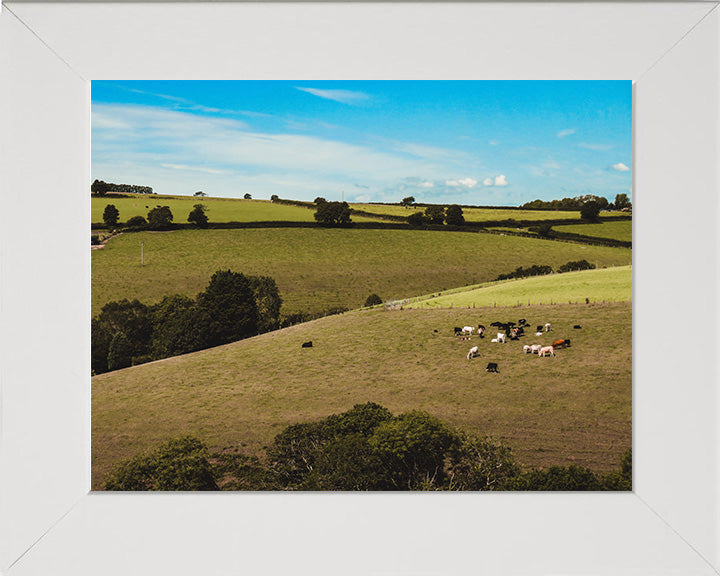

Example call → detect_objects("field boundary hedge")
93 219 631 248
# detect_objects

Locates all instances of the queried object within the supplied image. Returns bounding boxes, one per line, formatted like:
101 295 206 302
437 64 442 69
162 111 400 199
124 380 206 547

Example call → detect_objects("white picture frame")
1 2 718 574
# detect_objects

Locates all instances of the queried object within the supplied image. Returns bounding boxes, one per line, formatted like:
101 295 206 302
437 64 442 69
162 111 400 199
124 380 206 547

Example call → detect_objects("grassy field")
553 220 633 242
92 301 631 489
406 266 632 309
92 228 632 317
93 195 382 225
352 203 585 222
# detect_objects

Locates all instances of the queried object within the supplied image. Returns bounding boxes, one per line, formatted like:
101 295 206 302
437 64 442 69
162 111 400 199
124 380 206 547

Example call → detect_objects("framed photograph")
1 2 718 574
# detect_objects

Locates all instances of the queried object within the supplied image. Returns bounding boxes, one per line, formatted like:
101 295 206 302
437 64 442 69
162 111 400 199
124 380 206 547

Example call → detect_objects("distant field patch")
553 220 633 242
352 204 584 222
92 195 381 224
406 266 632 308
92 302 631 489
92 228 632 316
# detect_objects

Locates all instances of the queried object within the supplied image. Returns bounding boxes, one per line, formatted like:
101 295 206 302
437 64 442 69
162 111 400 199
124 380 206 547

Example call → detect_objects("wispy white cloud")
161 163 227 175
611 162 631 172
92 103 471 199
296 87 370 105
446 178 477 188
557 128 575 138
483 177 494 186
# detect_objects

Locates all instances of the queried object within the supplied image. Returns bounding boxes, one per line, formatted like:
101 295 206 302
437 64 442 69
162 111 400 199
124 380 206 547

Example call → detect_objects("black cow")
301 341 313 348
536 325 544 333
486 362 499 373
454 327 463 336
574 325 582 329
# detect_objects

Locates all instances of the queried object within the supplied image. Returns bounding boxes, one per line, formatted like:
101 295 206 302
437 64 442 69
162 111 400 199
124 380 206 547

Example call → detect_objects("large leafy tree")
445 204 465 226
424 205 445 225
187 203 209 228
91 179 110 196
147 205 174 229
580 200 601 222
247 275 283 333
103 204 120 227
614 193 632 210
314 201 352 226
92 299 154 373
197 270 259 346
150 294 213 358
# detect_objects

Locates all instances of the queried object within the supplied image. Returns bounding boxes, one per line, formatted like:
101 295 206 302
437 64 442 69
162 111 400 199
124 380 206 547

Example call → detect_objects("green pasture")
93 195 382 225
352 203 585 222
406 266 632 309
553 220 633 242
92 228 632 317
92 301 631 489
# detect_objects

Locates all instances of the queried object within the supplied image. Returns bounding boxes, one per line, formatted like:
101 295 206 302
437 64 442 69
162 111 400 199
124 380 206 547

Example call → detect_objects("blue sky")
92 81 632 205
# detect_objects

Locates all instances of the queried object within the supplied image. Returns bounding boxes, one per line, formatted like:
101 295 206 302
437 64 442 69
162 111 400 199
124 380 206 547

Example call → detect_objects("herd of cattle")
455 318 580 373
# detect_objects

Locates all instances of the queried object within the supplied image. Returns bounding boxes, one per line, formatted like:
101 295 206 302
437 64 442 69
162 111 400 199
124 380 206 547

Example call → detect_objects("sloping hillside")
93 300 631 489
406 266 632 309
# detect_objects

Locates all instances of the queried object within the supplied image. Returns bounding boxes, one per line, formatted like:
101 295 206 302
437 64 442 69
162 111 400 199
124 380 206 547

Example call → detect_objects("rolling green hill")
92 228 632 317
406 266 632 309
92 194 381 225
92 300 631 490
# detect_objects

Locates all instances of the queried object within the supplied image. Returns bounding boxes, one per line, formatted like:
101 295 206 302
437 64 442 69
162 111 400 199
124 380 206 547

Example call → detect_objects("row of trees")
92 180 153 196
92 270 282 374
521 193 631 213
408 205 465 227
104 402 632 491
495 259 596 281
102 204 209 229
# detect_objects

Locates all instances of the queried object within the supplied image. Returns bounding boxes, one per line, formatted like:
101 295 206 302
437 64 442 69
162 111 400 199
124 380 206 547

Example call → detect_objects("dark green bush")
557 259 596 273
364 293 383 307
104 436 218 491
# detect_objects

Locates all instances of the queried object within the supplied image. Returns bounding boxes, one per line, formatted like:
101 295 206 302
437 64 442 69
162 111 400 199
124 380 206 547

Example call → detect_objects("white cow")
539 345 555 357
530 344 543 354
462 326 474 336
491 338 498 343
496 332 506 343
535 331 543 337
467 345 479 360
523 345 531 354
544 323 552 332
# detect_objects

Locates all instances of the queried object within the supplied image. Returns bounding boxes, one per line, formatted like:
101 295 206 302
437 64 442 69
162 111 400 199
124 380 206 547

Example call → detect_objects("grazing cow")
539 345 555 357
518 318 527 326
552 339 571 349
530 344 543 354
535 332 543 337
544 323 552 332
574 325 582 329
467 345 479 360
301 341 313 348
491 338 498 343
477 325 486 338
523 345 531 354
454 327 463 336
490 321 501 328
462 326 474 336
496 333 506 344
536 325 543 333
486 362 499 373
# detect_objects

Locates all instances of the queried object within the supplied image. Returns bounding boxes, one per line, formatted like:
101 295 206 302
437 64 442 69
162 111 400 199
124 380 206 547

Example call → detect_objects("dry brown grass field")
92 301 631 490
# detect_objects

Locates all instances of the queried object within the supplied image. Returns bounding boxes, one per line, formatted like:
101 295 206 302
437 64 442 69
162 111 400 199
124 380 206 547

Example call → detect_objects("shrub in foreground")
104 436 218 491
